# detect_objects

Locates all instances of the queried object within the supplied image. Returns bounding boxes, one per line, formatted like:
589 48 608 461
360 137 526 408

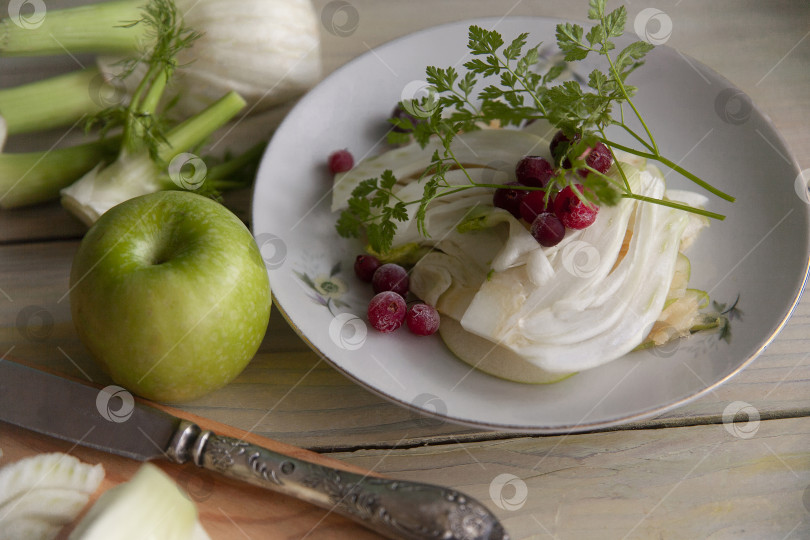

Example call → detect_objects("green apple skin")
70 191 271 403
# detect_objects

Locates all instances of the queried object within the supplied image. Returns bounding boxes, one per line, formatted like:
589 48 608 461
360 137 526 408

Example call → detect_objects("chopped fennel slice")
0 452 105 540
331 127 551 212
69 463 210 540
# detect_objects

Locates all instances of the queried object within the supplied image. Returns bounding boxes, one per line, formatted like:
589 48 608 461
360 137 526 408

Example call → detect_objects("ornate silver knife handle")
166 421 508 540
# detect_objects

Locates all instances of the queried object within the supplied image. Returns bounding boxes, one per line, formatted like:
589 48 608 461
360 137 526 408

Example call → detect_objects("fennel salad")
330 1 736 383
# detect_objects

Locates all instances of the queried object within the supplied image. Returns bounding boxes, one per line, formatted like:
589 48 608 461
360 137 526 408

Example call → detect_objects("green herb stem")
612 121 655 154
497 57 546 116
603 51 659 155
604 139 735 202
0 136 120 208
623 193 726 220
598 128 632 192
0 0 146 56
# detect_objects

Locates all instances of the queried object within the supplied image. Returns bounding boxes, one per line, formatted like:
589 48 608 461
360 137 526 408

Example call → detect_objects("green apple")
70 190 271 402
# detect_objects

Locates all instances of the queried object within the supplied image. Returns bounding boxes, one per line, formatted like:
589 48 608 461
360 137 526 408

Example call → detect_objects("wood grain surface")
1 1 809 539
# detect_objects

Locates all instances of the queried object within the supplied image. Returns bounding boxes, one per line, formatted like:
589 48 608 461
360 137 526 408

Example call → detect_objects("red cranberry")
582 142 613 176
367 291 407 333
406 303 440 336
493 182 528 219
372 263 409 297
553 185 599 229
354 254 381 282
530 212 566 247
328 149 354 174
519 190 550 223
515 156 554 188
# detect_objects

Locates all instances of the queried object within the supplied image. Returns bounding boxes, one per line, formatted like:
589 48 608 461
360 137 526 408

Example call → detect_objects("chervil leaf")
556 23 590 61
336 210 362 238
504 32 528 60
603 5 627 38
468 25 504 55
542 63 566 84
458 72 478 98
386 130 411 145
588 69 611 94
351 178 378 198
464 56 501 77
390 201 409 221
426 66 457 93
586 24 605 46
615 40 654 77
380 169 397 191
588 0 607 20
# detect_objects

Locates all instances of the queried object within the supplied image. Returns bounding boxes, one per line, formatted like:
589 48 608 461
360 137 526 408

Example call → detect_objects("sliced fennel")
0 452 105 540
69 463 210 540
345 124 714 379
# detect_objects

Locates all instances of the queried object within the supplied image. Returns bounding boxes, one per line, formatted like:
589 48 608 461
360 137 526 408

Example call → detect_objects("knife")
0 360 508 540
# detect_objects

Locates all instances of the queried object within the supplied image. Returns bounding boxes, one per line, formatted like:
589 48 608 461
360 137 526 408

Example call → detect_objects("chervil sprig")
339 0 735 253
336 170 410 253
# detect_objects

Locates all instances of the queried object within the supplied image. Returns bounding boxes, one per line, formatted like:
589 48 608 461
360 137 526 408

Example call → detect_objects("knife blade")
0 361 509 540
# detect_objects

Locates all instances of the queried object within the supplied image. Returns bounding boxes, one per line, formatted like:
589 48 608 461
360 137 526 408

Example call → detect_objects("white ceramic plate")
251 17 809 432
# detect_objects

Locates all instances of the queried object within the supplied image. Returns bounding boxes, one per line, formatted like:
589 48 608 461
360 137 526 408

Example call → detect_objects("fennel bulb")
161 0 322 116
60 91 247 225
1 0 322 117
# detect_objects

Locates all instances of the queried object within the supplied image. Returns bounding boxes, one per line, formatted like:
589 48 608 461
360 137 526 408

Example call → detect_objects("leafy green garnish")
338 0 735 254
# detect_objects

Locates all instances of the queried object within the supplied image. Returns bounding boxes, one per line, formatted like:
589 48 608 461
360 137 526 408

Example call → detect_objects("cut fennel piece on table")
0 452 104 540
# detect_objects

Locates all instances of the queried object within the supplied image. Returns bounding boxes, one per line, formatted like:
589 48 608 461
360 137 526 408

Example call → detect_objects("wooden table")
2 1 809 538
